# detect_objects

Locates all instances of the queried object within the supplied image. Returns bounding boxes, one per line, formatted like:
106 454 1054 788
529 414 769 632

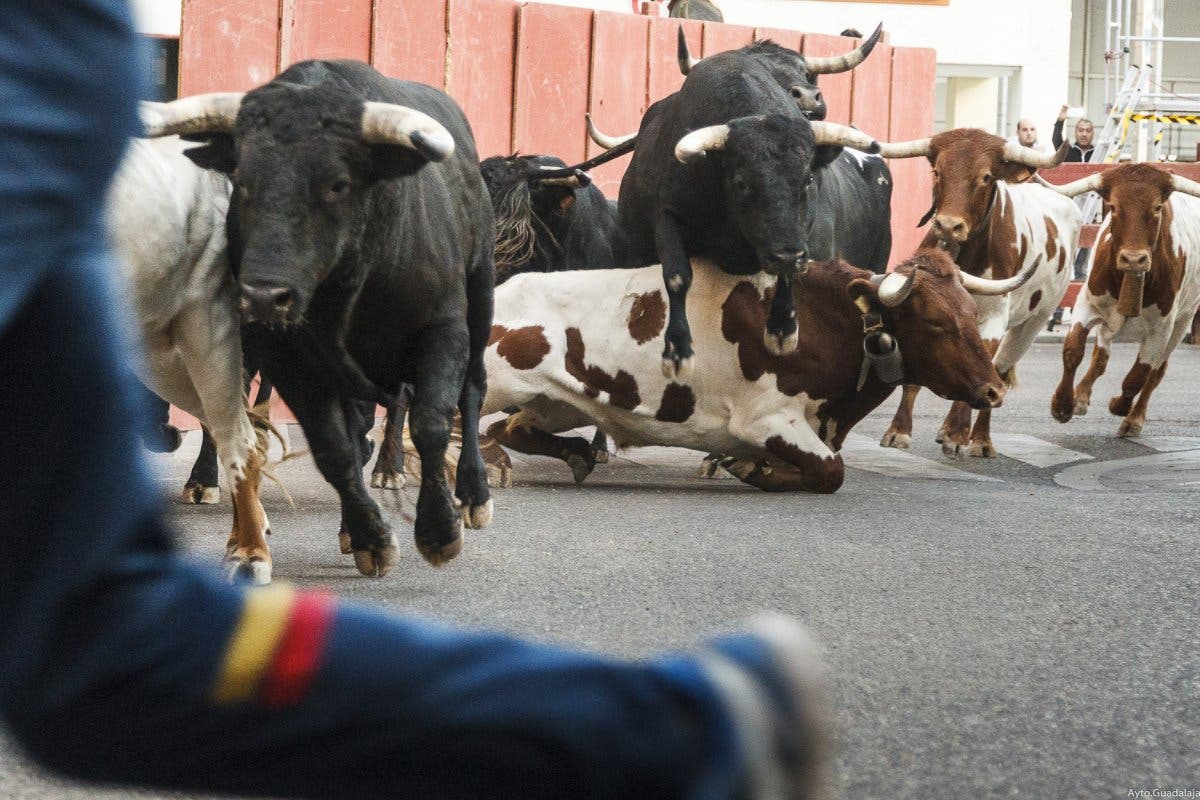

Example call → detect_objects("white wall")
132 0 181 36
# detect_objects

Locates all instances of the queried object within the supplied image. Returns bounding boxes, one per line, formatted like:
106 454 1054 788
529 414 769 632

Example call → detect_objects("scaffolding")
1102 0 1200 162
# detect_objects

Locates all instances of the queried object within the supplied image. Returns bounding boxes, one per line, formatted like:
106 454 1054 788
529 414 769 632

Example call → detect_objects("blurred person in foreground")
0 2 832 798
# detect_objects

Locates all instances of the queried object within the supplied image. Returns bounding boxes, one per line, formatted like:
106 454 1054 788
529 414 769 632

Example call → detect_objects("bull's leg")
370 384 411 491
591 428 610 464
488 412 595 484
1113 321 1183 437
725 412 844 493
698 452 730 479
1119 361 1168 438
181 426 221 504
409 322 471 567
764 271 799 356
480 427 514 488
1052 322 1095 422
1072 326 1114 416
938 402 973 459
454 255 495 530
881 385 920 449
656 213 695 379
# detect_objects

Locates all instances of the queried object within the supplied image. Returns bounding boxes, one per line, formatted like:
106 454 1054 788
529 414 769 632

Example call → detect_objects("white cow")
481 251 1027 492
107 134 272 584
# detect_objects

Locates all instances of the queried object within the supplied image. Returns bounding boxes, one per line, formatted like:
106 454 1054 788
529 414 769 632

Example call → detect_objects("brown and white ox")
480 250 1031 492
875 129 1082 457
1047 164 1200 436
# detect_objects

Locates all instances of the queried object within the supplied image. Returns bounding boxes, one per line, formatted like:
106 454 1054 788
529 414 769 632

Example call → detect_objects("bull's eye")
803 174 815 188
733 177 751 196
325 179 351 203
982 173 993 184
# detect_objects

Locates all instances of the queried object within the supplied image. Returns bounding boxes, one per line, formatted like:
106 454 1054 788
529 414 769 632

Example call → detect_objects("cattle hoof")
338 530 353 554
486 462 513 488
1109 395 1134 417
879 431 911 449
763 328 799 356
941 440 966 459
1073 401 1088 416
416 525 463 568
698 454 721 478
180 483 220 505
593 449 609 464
1117 420 1143 438
567 453 594 484
461 497 494 529
969 441 996 458
370 470 405 490
225 557 272 586
354 534 401 577
934 427 948 444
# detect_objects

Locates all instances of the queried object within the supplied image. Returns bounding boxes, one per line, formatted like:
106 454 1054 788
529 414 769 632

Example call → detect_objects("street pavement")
3 341 1198 799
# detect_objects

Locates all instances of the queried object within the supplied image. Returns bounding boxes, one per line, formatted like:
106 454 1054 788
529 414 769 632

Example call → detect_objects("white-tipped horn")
1001 140 1069 170
361 101 455 161
960 255 1043 296
804 23 884 75
809 121 880 153
1034 172 1103 198
536 166 588 188
876 137 933 159
675 124 731 163
871 269 917 307
586 113 636 150
1171 174 1200 198
140 92 245 137
677 26 700 75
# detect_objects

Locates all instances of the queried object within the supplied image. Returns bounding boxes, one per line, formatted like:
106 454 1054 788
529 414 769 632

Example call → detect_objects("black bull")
146 59 496 575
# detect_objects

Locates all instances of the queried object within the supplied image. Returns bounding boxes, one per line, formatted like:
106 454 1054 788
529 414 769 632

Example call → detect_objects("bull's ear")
997 161 1036 184
846 276 876 303
813 145 844 170
368 144 432 182
182 134 236 174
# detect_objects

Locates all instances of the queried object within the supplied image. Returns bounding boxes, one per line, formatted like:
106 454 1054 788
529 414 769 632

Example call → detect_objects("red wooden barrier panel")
886 46 936 267
280 0 372 67
587 12 649 196
701 21 754 57
180 0 281 94
512 4 593 164
648 17 700 103
753 26 801 53
447 0 519 158
800 33 855 125
850 42 892 139
372 0 447 89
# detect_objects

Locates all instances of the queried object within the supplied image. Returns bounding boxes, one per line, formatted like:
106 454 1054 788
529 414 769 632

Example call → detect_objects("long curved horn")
871 268 917 307
1001 140 1069 170
675 124 731 163
960 255 1042 296
876 138 932 159
140 92 244 137
534 165 591 188
1171 174 1200 198
586 113 636 150
361 101 455 161
809 121 880 153
1034 172 1103 198
805 22 883 75
677 26 700 75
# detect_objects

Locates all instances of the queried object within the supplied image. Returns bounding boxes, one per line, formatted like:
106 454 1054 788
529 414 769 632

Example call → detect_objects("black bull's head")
139 87 455 327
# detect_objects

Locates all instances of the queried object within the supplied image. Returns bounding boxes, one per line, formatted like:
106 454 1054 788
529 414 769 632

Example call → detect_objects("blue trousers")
0 2 741 797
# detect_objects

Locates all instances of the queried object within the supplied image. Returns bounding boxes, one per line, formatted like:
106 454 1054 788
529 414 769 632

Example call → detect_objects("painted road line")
990 433 1092 468
1135 436 1200 453
1054 450 1200 490
841 433 1002 482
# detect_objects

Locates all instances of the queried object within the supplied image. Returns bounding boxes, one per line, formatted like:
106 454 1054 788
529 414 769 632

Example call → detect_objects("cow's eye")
325 179 351 203
982 173 993 184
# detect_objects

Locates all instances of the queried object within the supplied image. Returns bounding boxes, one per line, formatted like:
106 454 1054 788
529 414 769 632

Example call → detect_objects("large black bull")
144 59 495 576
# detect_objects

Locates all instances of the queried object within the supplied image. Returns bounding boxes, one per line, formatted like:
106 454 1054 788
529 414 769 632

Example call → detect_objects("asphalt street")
3 340 1198 799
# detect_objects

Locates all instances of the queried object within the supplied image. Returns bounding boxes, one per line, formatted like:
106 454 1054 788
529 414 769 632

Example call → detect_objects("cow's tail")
248 398 300 509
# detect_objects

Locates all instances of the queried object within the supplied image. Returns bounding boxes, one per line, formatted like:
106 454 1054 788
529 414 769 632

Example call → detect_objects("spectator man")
1052 106 1096 163
1009 118 1052 154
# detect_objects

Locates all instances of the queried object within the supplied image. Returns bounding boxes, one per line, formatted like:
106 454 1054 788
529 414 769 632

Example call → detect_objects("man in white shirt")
1007 118 1052 154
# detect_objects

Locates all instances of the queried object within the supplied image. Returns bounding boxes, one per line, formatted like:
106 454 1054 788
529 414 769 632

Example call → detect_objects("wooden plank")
753 26 801 53
372 0 447 88
701 21 754 57
648 17 701 103
446 0 518 159
279 0 372 68
512 4 593 164
587 12 649 197
886 46 936 267
849 42 892 141
180 0 281 94
801 33 855 125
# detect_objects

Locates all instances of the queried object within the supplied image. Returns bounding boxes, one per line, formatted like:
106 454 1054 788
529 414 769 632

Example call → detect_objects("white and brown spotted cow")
876 129 1082 458
1048 164 1200 437
481 250 1030 492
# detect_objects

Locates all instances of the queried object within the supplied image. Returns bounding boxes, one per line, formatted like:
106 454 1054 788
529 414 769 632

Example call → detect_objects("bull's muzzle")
932 214 969 244
240 280 295 326
763 249 808 276
1117 248 1151 274
976 383 1006 410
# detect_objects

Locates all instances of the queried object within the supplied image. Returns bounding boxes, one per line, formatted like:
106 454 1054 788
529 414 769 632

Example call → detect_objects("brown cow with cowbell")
1046 164 1200 437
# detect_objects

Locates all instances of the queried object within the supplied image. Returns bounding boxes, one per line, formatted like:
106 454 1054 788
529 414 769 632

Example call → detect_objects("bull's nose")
983 383 1006 408
766 249 807 274
240 281 294 323
1117 249 1151 273
933 214 969 243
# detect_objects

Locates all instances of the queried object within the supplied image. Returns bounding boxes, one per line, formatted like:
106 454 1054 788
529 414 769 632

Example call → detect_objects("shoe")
697 614 832 800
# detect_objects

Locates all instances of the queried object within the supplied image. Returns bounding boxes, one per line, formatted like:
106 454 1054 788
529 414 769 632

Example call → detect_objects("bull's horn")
535 165 590 188
809 121 880 153
876 137 932 159
140 92 244 137
361 101 455 161
586 113 636 150
677 26 700 75
1001 140 1069 170
1170 174 1200 198
1034 172 1103 197
871 268 917 307
675 124 731 163
805 22 883 75
960 255 1042 296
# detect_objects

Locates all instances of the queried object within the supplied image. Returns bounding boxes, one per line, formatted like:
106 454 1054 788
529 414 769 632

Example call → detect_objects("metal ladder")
1076 65 1153 224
